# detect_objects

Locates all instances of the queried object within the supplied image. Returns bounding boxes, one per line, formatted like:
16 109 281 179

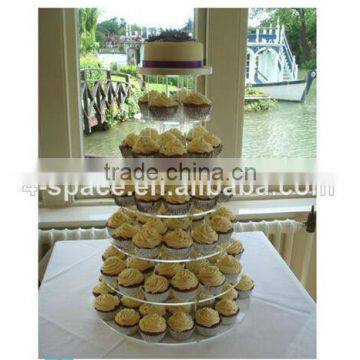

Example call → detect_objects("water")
98 53 127 68
84 70 316 158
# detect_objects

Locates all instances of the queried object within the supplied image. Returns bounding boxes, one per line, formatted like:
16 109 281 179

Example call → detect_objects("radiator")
39 219 315 288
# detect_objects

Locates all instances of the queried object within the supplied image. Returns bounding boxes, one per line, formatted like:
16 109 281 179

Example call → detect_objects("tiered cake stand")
95 65 251 344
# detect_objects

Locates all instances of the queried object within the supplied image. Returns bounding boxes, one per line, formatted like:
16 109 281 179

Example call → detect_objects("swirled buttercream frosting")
101 256 126 276
117 268 144 287
221 284 239 301
168 312 194 332
139 127 160 142
171 269 199 290
185 259 210 275
191 223 218 244
212 206 236 221
159 136 187 156
139 303 166 317
164 229 193 249
235 274 254 291
94 294 119 311
186 125 209 140
93 281 115 295
126 257 155 272
115 308 140 326
198 266 225 287
165 217 191 230
121 133 139 148
226 240 244 255
155 262 183 278
139 314 167 333
183 92 211 106
107 211 131 228
112 222 140 239
164 192 190 204
144 274 169 294
195 307 220 327
132 136 160 155
132 226 162 249
200 132 221 147
209 216 233 233
215 299 238 316
143 218 167 235
217 255 241 275
102 246 126 260
149 92 178 107
187 137 213 154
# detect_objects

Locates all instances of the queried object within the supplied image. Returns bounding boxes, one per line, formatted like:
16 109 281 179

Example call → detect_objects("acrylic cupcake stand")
96 66 251 344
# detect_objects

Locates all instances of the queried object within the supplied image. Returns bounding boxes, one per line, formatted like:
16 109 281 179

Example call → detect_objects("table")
39 232 316 358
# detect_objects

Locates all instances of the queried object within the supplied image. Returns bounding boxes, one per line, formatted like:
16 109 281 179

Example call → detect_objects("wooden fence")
80 69 132 134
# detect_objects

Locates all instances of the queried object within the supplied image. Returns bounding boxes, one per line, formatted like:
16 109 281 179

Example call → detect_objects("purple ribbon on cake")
142 60 203 68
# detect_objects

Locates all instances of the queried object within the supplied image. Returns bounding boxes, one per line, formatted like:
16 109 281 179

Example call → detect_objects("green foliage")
79 8 100 54
109 62 118 71
96 17 126 45
79 54 105 81
244 86 277 112
119 65 139 78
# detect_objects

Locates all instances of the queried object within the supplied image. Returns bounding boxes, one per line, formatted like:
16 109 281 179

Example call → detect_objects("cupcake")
165 217 192 231
163 192 191 214
112 184 135 206
215 299 239 325
148 92 179 121
170 269 199 300
135 189 162 213
226 240 244 259
155 262 183 280
163 229 193 257
182 92 212 120
187 137 213 158
207 246 226 264
186 125 209 141
138 91 159 118
132 135 160 158
164 128 186 143
189 206 205 228
114 308 140 335
209 216 234 243
106 210 132 236
137 212 151 225
144 274 170 302
100 256 126 285
216 255 242 284
198 265 226 295
195 307 221 337
196 291 215 308
139 127 160 142
191 223 218 253
102 245 127 261
121 290 144 310
139 314 167 342
117 268 145 296
143 218 167 235
167 312 195 340
111 222 139 249
192 185 218 210
126 257 155 277
119 133 139 158
166 298 192 315
185 258 210 276
200 132 222 157
219 283 240 304
94 294 120 320
132 226 162 258
211 206 236 223
139 303 167 318
92 281 117 297
235 274 255 299
171 89 189 105
159 133 187 158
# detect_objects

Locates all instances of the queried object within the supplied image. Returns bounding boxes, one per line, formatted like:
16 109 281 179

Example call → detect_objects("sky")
98 6 194 28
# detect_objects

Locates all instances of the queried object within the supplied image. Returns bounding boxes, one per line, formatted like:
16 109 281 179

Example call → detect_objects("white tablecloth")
39 232 316 358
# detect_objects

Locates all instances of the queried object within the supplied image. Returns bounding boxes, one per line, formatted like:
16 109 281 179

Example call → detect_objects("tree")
182 18 194 34
79 8 100 54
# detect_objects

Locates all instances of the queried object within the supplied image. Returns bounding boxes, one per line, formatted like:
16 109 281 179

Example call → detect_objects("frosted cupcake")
165 217 192 231
143 218 167 235
191 223 218 253
164 192 191 214
121 290 144 310
112 184 135 206
200 132 222 157
183 92 212 120
196 291 215 308
119 133 139 158
198 265 226 295
189 206 205 229
155 262 183 280
209 216 234 243
111 222 139 249
94 294 120 320
148 92 179 121
217 255 242 284
114 308 140 335
235 274 255 299
139 303 167 318
215 299 239 325
166 298 192 315
165 128 186 143
185 258 210 276
186 125 209 141
92 281 117 297
195 307 221 337
117 268 145 296
192 185 219 210
132 135 160 158
187 137 213 158
171 269 199 300
144 274 170 302
163 229 193 257
126 257 155 277
226 240 244 259
159 133 187 158
139 314 167 342
106 210 132 236
138 91 159 118
220 283 240 304
207 246 226 264
100 256 126 284
168 312 195 340
132 226 162 257
139 127 160 142
135 189 162 213
102 245 126 261
211 206 236 223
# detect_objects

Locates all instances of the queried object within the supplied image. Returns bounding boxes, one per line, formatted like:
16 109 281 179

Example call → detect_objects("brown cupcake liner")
139 330 167 342
149 105 179 121
138 101 150 118
183 103 212 120
119 145 133 158
192 197 218 211
113 195 135 207
135 199 161 213
186 151 214 159
163 201 191 214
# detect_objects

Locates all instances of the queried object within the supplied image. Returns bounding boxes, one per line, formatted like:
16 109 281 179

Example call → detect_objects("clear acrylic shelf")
137 66 212 76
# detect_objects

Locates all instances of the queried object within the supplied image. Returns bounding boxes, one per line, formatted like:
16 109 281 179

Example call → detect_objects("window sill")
38 197 316 229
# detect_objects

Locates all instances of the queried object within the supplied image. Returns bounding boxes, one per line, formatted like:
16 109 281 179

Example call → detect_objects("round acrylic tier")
100 297 249 345
108 237 235 263
101 270 243 306
137 66 212 76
